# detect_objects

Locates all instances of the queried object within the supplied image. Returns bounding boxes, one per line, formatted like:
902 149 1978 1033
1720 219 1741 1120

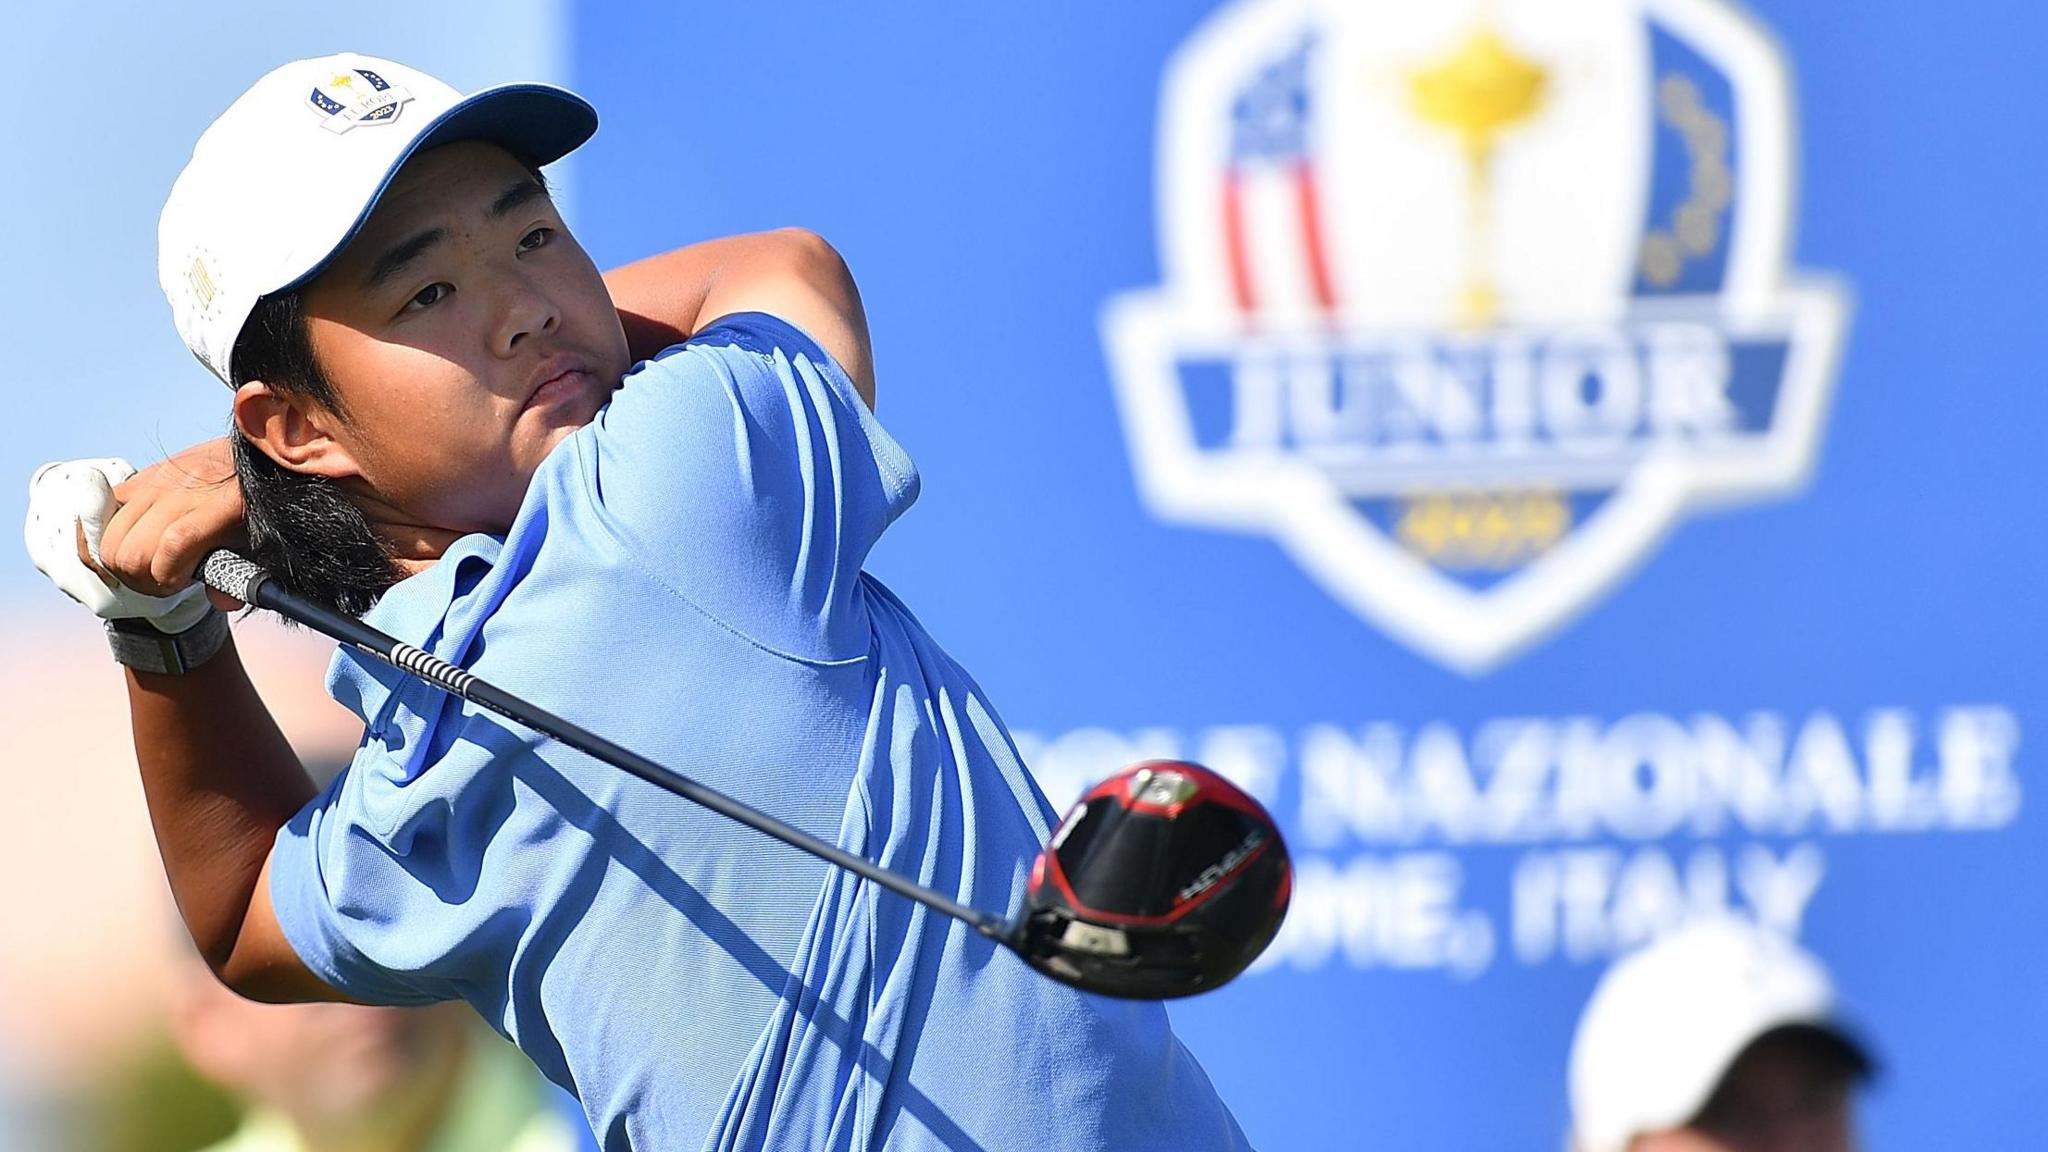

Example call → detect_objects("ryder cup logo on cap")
1101 0 1849 673
158 53 596 385
305 66 413 133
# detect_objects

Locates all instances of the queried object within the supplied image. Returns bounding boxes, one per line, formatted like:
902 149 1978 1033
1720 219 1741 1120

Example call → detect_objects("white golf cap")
1567 918 1869 1152
158 53 596 385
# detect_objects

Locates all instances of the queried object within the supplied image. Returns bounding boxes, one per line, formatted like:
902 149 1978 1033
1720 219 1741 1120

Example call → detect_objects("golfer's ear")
232 381 361 479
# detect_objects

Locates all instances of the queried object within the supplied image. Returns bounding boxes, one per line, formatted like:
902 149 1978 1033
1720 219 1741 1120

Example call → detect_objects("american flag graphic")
1225 35 1339 322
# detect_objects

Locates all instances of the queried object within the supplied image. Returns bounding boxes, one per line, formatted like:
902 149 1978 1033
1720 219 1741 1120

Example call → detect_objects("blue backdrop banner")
569 2 2042 1148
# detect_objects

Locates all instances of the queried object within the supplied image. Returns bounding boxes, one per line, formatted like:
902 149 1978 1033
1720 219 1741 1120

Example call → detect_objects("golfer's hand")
104 439 247 610
25 442 245 626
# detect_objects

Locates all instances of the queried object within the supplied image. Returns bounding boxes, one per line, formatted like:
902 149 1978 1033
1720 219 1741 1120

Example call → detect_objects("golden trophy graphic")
1409 22 1548 327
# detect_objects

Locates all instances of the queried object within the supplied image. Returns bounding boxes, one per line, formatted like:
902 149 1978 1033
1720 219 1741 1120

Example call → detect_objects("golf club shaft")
198 550 1011 943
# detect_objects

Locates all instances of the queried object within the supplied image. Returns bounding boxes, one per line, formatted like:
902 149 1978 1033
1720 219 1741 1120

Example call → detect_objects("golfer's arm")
125 638 341 1003
605 228 876 408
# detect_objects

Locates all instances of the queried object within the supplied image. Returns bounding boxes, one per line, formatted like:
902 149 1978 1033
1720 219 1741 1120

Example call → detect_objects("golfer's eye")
519 227 555 253
404 283 451 313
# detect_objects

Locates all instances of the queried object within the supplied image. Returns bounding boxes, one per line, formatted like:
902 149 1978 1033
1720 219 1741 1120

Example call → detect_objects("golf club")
198 550 1291 1000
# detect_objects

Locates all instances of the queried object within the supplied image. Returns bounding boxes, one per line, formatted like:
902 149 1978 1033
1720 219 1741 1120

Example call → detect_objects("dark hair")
229 292 398 616
1692 1024 1873 1134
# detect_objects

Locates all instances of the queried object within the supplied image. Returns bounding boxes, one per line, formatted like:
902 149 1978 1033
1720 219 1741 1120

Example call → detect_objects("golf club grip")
194 549 1009 942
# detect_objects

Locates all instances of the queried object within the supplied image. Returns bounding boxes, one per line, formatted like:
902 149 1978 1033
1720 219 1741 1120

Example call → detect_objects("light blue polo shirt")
269 314 1252 1152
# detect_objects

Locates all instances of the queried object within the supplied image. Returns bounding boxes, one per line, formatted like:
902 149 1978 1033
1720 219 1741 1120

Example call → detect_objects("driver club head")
1014 760 1292 1000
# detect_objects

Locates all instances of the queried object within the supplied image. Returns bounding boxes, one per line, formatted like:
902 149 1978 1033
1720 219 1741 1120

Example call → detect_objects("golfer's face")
302 139 631 533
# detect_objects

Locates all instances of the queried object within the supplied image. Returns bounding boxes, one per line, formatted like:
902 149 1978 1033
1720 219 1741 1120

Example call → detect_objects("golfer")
24 55 1250 1151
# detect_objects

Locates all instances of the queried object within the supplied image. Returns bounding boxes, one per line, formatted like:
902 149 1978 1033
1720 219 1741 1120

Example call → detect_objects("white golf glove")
24 458 214 633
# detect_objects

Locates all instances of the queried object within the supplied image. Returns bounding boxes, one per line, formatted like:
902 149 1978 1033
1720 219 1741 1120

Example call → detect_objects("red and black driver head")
1015 760 1292 1000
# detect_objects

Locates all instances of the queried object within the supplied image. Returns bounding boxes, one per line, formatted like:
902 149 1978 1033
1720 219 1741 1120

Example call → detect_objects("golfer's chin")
518 402 602 465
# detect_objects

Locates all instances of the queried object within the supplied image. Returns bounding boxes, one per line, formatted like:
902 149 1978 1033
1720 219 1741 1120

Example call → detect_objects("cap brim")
275 83 597 295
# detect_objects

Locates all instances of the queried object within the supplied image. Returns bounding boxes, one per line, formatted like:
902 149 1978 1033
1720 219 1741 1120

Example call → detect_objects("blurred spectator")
1568 917 1874 1152
0 1042 54 1152
169 953 592 1152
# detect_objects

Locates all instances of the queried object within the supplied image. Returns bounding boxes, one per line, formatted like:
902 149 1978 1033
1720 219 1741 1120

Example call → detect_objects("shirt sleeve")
268 709 525 1008
578 311 920 662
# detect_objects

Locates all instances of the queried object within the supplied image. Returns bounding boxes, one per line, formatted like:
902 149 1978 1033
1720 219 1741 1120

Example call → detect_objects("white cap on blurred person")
1568 917 1869 1152
158 53 596 386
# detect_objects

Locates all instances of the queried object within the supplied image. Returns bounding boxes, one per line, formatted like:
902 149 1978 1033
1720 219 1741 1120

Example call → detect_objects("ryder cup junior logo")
1102 0 1847 673
305 68 413 134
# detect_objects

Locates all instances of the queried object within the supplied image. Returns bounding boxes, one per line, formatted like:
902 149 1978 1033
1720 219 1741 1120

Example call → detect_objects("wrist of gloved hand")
106 608 231 675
